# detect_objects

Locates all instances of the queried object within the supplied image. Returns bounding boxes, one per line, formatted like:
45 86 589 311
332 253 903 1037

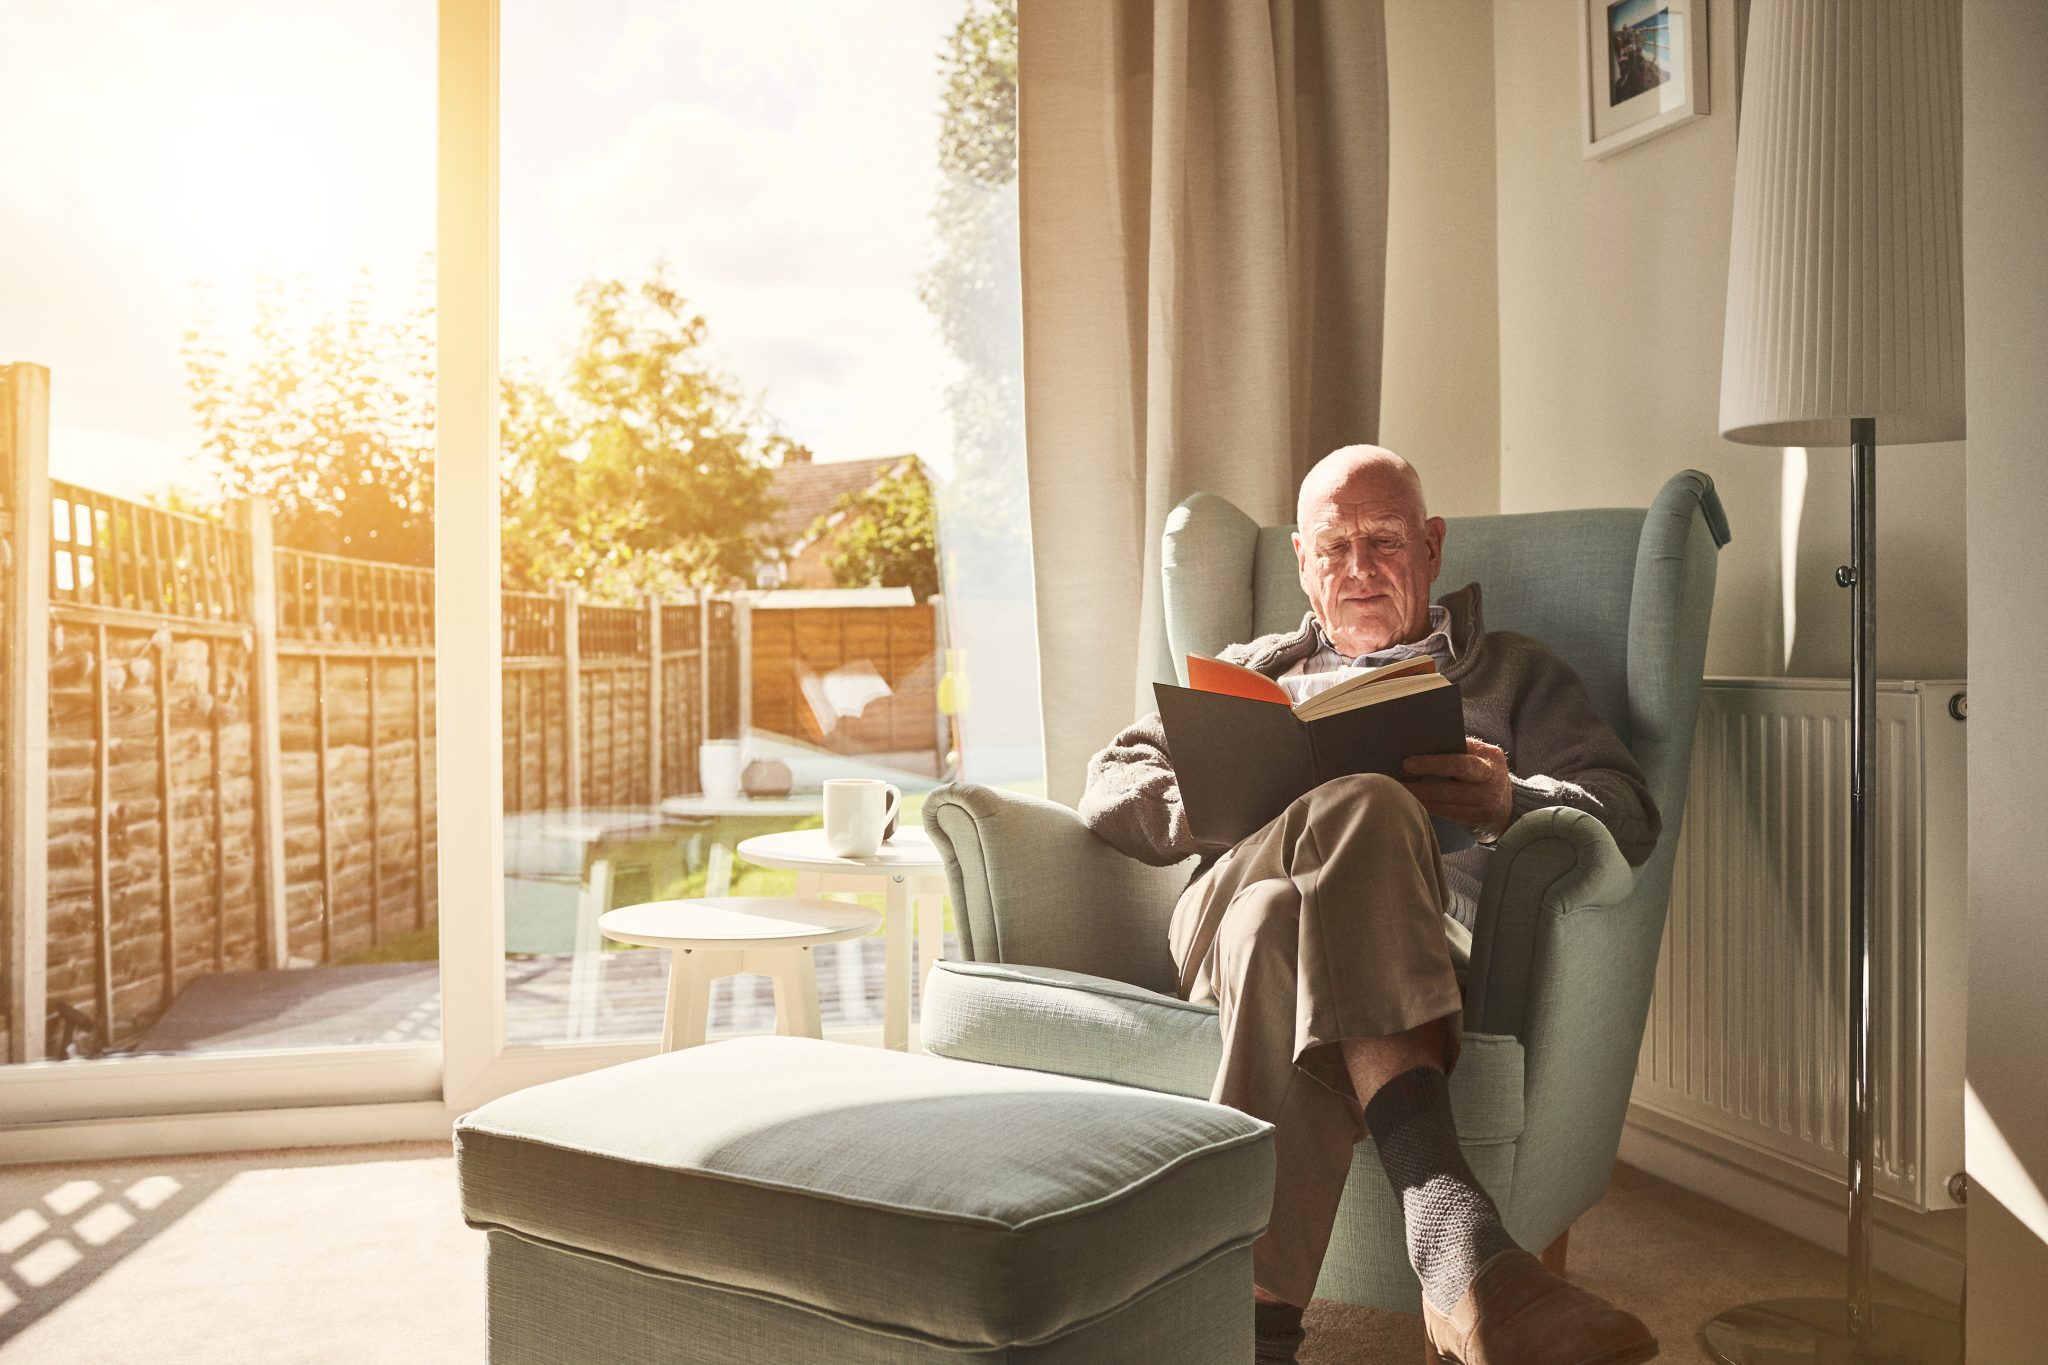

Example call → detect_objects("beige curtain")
1019 0 1390 804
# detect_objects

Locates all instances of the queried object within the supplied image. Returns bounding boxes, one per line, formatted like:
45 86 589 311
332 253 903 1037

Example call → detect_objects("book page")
1289 658 1442 721
1293 673 1449 722
1186 654 1293 706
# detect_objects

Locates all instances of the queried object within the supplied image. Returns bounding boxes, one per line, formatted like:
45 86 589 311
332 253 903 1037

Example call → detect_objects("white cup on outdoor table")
823 778 899 858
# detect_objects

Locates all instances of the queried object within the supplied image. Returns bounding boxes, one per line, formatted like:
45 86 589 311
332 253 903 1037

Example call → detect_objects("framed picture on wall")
1582 0 1709 158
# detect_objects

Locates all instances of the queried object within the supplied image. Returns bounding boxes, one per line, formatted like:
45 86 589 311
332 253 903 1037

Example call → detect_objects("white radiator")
1633 678 1969 1213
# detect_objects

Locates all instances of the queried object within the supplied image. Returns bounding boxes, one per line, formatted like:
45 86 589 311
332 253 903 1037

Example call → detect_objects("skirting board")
1621 1101 1965 1303
0 1100 455 1165
0 1025 913 1166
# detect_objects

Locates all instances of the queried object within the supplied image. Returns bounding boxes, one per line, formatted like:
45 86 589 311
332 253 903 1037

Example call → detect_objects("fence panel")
275 548 431 647
707 599 739 739
579 660 647 808
42 613 261 1049
50 480 246 623
667 601 716 802
749 603 940 772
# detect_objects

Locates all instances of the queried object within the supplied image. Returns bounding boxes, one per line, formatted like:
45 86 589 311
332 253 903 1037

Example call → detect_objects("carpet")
0 1145 1953 1363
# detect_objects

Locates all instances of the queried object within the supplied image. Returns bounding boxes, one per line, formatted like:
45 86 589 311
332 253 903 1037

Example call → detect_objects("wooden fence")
751 599 946 772
501 590 739 812
0 363 942 1062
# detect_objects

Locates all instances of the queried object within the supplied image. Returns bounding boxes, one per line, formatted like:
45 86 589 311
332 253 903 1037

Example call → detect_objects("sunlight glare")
1780 447 1807 671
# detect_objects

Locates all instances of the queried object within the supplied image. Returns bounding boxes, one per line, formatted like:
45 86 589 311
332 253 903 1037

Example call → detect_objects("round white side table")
736 828 948 1052
598 897 882 1051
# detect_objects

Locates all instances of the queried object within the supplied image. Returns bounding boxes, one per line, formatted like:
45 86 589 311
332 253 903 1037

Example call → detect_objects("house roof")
763 454 921 551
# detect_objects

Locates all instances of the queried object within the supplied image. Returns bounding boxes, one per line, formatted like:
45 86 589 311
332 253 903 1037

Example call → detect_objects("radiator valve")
1948 692 1968 722
1947 1171 1969 1204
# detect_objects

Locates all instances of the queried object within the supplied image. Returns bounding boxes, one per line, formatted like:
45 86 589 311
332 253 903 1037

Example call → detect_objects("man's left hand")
1401 738 1513 842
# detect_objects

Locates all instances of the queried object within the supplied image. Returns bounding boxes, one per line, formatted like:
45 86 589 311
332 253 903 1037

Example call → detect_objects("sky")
0 0 965 496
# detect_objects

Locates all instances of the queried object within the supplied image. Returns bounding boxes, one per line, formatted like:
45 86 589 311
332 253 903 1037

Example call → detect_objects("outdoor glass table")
656 794 823 896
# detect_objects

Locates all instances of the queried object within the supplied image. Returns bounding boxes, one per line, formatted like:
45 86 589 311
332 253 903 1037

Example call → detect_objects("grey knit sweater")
1078 583 1660 923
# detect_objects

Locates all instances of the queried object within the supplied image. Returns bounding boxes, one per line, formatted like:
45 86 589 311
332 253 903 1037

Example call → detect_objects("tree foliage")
184 266 788 598
182 268 435 566
935 1 1017 186
822 463 940 603
500 273 786 597
920 0 1028 579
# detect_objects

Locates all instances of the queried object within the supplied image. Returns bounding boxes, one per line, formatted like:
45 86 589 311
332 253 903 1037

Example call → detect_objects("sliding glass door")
442 0 1041 1106
0 0 443 1126
0 0 1039 1132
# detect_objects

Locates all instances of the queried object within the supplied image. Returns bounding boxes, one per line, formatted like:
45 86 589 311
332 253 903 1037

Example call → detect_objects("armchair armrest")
1461 804 1674 1243
1462 806 1637 1039
922 783 1192 996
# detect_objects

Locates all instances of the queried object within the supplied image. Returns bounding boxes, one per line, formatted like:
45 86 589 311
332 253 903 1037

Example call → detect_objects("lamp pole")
1702 417 1959 1361
1845 416 1877 1336
1707 5 1965 1353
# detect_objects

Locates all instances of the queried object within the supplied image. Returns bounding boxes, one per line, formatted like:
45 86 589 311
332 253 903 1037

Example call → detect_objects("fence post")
561 585 582 811
735 592 753 747
239 495 291 970
696 586 711 752
4 364 50 1062
645 591 663 803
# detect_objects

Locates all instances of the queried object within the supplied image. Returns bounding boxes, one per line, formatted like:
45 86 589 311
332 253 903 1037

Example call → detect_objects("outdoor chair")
917 469 1729 1310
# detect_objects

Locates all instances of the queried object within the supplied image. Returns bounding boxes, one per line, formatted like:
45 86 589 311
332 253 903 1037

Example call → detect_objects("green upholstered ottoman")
454 1036 1275 1363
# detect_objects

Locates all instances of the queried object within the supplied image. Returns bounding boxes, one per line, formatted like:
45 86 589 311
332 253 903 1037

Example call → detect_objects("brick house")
758 449 928 590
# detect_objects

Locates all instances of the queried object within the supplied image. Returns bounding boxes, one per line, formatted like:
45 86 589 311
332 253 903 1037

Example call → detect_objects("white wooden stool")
597 897 882 1050
736 827 950 1052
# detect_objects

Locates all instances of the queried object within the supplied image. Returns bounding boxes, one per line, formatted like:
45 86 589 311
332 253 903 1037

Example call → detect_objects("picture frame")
1582 0 1710 159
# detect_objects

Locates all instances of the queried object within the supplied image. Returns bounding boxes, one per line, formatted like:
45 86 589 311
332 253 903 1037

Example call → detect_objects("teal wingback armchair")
918 470 1729 1310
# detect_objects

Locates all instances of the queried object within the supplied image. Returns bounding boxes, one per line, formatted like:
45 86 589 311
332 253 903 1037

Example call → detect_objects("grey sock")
1362 1065 1519 1315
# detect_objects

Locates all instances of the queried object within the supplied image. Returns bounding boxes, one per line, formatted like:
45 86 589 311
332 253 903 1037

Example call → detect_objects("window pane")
0 1 437 1064
498 0 1039 1044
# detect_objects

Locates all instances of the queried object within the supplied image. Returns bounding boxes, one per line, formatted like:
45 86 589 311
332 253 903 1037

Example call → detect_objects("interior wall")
1962 0 2048 1355
1378 0 1500 519
1489 0 1967 680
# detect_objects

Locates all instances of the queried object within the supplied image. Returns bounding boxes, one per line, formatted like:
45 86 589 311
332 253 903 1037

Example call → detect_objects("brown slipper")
1422 1248 1658 1365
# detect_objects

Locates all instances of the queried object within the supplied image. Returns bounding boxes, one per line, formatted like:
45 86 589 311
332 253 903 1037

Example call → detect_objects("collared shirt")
1277 605 1456 705
1277 604 1476 942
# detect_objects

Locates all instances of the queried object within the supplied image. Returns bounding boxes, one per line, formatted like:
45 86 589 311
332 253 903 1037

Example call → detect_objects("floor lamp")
1706 3 1965 1361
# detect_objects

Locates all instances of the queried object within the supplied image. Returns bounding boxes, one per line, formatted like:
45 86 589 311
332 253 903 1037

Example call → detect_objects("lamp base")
1701 1297 1959 1364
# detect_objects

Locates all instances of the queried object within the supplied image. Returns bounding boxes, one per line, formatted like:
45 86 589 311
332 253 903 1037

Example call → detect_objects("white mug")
823 778 900 858
699 741 741 800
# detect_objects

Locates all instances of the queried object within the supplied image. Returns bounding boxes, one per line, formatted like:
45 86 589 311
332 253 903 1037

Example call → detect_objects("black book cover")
1154 680 1472 850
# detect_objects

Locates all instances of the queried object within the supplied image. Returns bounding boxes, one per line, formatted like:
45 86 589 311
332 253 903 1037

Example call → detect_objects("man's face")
1293 471 1445 657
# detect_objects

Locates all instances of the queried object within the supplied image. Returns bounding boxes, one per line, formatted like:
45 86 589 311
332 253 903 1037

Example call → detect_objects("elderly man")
1081 446 1662 1365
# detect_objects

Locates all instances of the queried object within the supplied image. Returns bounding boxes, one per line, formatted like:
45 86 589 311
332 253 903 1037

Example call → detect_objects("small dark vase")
740 756 794 798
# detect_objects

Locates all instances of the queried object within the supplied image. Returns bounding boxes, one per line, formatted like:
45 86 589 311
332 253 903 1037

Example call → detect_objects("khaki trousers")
1169 773 1465 1305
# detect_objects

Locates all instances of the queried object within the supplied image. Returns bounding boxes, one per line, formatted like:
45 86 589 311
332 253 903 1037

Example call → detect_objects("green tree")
821 463 940 603
499 272 788 598
182 267 436 565
186 264 787 597
935 0 1017 184
920 0 1027 575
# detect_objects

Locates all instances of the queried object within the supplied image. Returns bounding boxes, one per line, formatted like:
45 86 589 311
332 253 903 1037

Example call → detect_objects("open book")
1156 653 1473 850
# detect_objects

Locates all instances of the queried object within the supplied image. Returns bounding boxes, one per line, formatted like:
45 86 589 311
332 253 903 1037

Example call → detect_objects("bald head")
1295 445 1427 529
1292 444 1446 656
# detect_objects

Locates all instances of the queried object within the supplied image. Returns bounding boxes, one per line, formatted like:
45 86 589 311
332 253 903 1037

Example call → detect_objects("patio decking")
127 936 954 1055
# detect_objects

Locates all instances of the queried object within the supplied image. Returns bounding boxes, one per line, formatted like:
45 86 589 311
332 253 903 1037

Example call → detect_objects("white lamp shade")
1720 0 1966 448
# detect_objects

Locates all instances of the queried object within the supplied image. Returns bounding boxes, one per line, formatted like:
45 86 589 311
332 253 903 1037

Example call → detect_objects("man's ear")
1425 516 1447 582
